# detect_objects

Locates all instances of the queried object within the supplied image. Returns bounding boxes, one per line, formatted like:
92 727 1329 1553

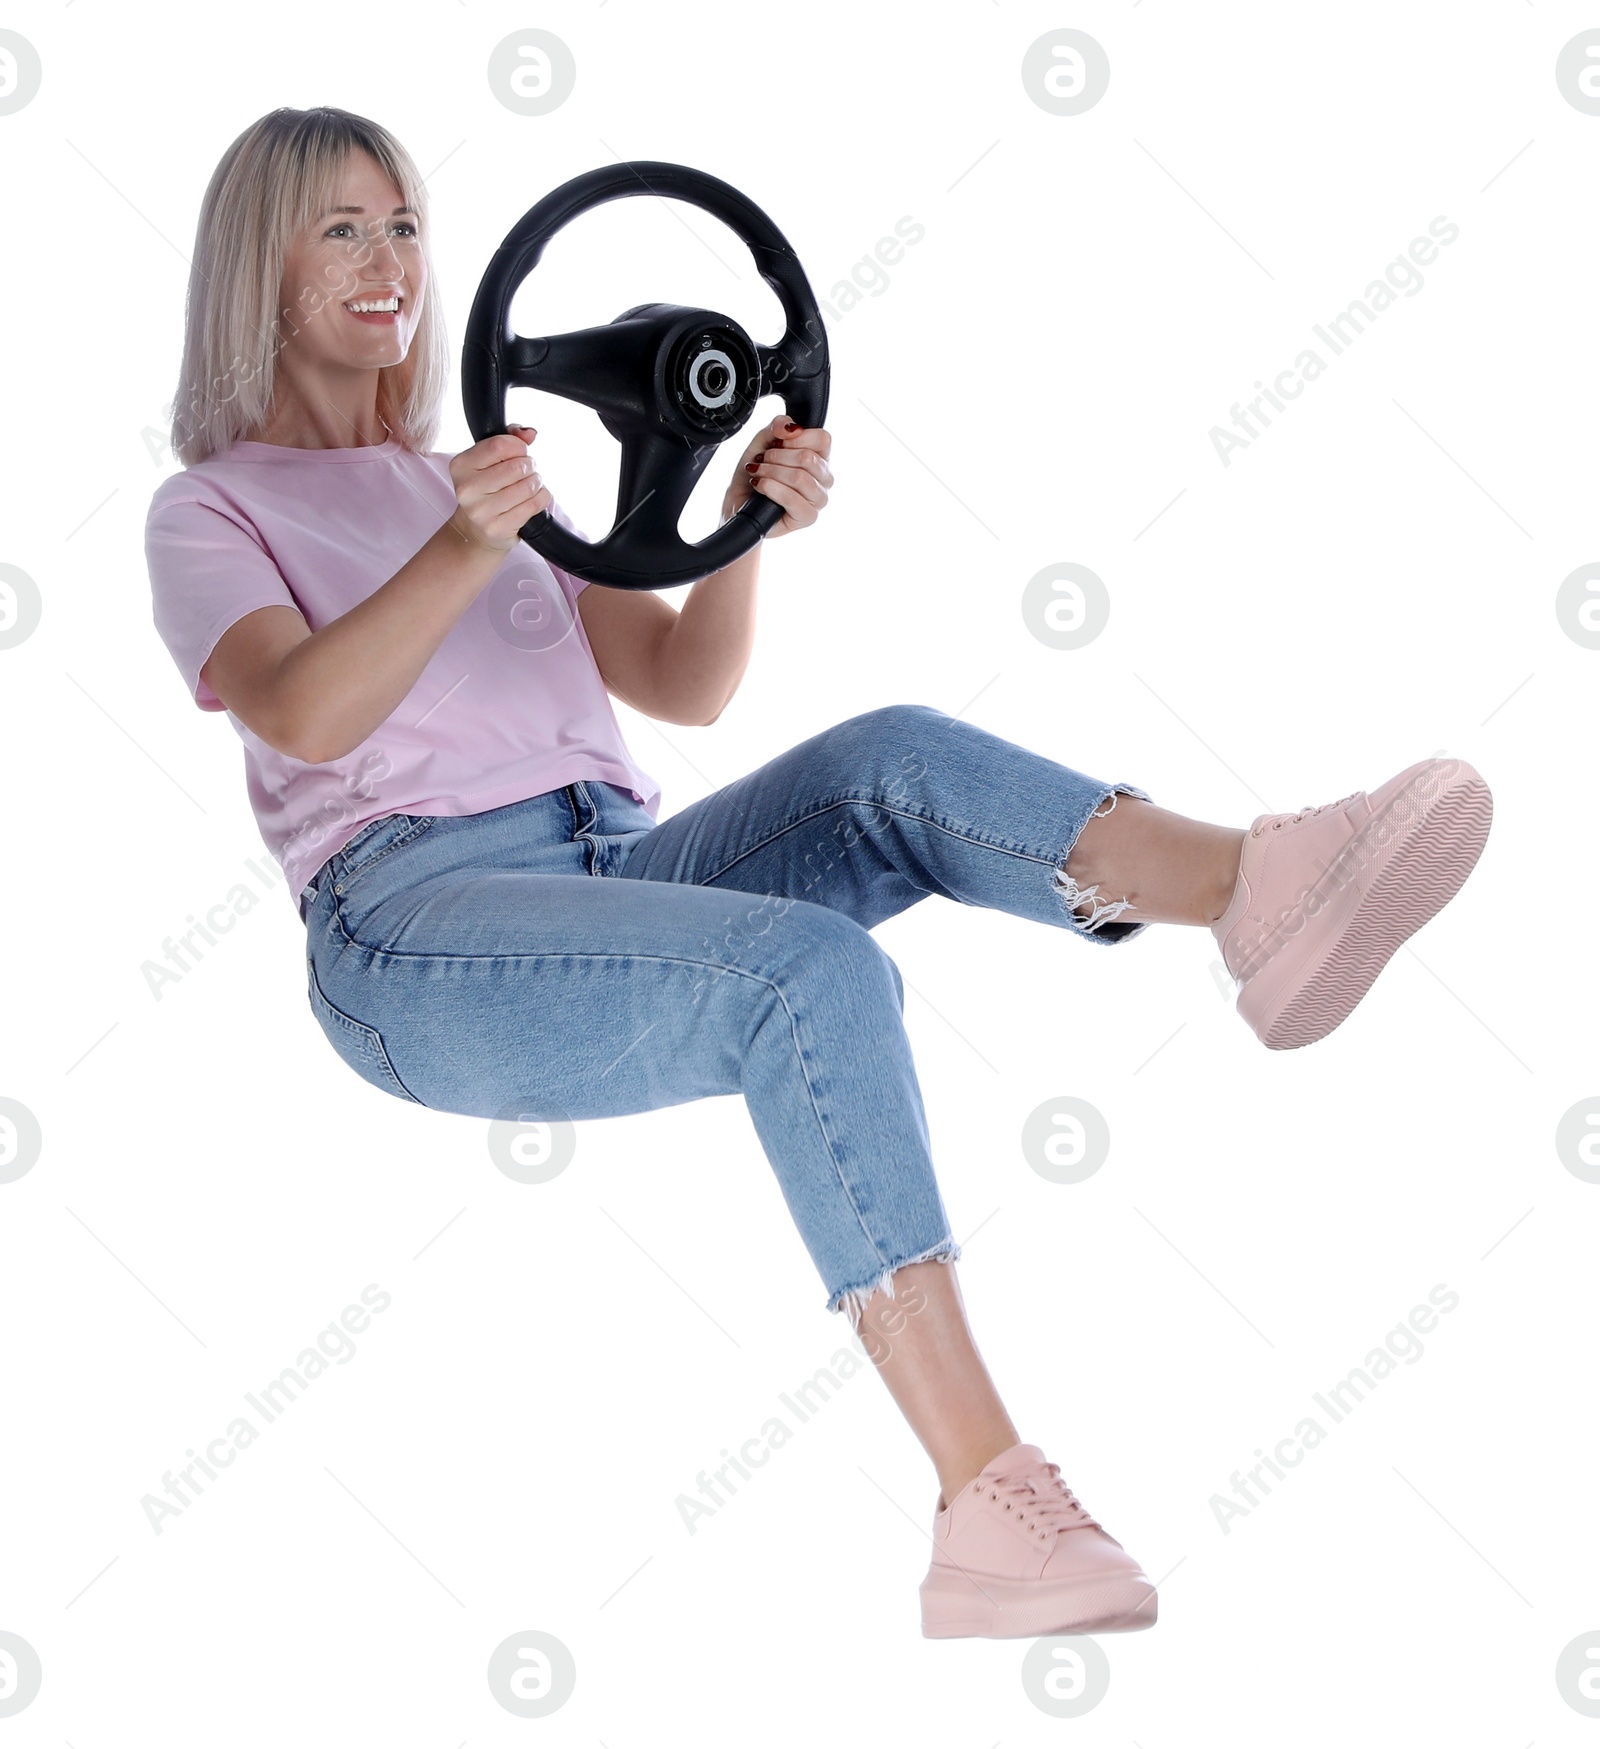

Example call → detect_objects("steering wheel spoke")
506 322 657 428
602 430 713 569
758 324 828 401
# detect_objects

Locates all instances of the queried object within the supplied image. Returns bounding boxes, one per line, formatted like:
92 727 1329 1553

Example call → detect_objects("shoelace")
1252 789 1361 838
981 1460 1101 1540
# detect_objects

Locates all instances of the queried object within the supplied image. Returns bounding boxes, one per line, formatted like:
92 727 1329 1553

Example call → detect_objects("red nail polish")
784 421 800 432
745 461 759 472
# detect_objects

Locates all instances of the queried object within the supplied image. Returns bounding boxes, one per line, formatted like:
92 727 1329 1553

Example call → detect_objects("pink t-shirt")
145 434 661 919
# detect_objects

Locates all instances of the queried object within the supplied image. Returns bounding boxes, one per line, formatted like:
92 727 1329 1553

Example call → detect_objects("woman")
145 107 1493 1640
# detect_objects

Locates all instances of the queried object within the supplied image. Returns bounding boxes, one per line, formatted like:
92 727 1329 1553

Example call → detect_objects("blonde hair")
168 106 448 466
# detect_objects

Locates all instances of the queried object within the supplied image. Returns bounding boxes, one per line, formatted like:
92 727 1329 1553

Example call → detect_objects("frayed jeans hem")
1052 781 1154 947
827 1237 963 1330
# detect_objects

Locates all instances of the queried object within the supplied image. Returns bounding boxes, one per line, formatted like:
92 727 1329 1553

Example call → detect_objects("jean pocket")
331 813 438 897
306 955 423 1105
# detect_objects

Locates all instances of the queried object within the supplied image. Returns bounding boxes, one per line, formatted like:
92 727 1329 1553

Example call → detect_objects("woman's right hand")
446 425 553 554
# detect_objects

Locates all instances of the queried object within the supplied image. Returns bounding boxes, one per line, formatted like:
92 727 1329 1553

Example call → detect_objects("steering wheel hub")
668 318 759 435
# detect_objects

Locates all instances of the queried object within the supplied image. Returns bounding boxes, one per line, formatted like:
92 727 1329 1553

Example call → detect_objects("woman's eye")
325 221 417 240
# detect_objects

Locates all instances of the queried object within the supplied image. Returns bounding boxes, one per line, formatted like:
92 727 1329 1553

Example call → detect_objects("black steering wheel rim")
462 161 830 590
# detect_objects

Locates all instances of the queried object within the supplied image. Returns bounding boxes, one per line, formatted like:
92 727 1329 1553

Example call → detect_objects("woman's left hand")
721 414 833 537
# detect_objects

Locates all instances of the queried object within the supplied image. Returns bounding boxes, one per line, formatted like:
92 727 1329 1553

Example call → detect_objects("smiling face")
276 147 426 377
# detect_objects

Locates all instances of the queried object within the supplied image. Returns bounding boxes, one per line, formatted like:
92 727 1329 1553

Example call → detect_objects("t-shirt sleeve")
146 497 303 711
545 499 591 595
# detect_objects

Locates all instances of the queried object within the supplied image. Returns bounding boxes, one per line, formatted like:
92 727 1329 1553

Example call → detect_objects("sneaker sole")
920 1563 1159 1639
1253 770 1493 1051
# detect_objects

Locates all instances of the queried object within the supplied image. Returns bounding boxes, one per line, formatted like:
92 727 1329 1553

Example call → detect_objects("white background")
2 1 1596 1741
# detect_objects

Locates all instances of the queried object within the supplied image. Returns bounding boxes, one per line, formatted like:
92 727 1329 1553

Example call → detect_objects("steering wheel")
461 161 830 590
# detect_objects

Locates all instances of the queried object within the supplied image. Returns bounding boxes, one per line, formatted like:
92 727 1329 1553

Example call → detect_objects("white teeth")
347 298 400 313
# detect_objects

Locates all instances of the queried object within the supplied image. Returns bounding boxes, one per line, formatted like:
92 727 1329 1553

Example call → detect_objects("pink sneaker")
919 1443 1158 1639
1213 756 1492 1050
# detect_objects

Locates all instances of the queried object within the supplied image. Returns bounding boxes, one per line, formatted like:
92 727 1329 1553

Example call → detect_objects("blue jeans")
300 704 1150 1323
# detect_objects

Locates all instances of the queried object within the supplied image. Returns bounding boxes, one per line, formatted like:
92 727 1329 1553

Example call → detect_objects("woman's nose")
348 225 404 264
